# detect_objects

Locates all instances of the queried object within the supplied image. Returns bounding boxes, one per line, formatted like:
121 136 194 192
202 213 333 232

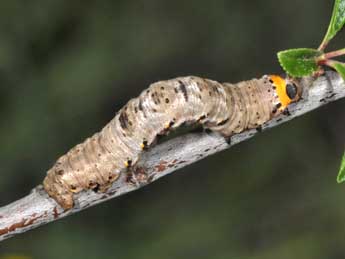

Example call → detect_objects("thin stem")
324 48 345 59
324 59 345 69
318 39 329 51
323 59 336 67
316 49 345 66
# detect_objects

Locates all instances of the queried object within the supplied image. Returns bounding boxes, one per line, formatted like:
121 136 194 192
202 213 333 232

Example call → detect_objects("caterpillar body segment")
43 75 302 209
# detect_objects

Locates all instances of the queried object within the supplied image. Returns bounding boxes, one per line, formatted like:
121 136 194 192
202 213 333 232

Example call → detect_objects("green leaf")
320 0 345 48
277 48 322 77
328 61 345 80
337 152 345 183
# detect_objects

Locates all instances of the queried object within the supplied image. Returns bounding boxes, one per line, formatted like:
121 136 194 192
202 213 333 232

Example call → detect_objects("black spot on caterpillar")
43 75 302 209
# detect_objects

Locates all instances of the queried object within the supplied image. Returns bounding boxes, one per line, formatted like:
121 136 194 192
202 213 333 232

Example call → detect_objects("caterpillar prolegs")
43 75 302 209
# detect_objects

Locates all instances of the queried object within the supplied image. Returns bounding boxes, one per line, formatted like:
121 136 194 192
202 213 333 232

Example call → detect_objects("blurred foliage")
0 0 345 258
337 152 345 183
0 255 31 259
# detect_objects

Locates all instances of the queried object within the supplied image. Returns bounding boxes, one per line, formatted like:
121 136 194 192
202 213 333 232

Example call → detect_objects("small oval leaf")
322 0 345 46
337 152 345 183
277 48 322 77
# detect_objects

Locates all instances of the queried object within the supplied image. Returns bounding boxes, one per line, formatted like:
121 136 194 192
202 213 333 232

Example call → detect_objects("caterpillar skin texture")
43 75 302 209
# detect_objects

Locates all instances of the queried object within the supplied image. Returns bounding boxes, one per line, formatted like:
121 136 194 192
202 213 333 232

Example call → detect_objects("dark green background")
1 1 345 258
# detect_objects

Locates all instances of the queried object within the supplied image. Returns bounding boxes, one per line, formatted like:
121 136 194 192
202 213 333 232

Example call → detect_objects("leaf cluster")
276 0 345 183
278 0 345 79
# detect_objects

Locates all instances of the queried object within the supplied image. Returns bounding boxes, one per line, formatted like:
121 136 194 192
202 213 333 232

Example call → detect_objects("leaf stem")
323 59 336 67
324 48 345 59
318 40 329 51
316 48 345 66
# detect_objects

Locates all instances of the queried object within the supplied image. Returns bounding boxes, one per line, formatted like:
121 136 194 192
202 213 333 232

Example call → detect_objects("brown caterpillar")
43 75 302 209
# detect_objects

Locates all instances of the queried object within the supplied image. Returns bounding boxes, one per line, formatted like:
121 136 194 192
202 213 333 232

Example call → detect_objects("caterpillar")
43 74 302 209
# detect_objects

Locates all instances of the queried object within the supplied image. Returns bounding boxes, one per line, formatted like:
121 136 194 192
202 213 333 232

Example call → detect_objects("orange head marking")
269 75 302 111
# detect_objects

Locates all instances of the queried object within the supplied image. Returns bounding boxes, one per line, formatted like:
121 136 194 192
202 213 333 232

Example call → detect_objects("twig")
0 71 344 242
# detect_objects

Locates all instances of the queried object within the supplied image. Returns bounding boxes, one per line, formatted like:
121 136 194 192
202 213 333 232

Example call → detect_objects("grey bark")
0 71 344 242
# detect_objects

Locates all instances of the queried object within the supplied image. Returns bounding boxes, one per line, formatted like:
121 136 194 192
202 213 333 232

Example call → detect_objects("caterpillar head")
269 75 303 113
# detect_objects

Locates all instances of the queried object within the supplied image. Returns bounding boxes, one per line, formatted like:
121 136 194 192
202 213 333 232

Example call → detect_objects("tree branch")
0 71 344 242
